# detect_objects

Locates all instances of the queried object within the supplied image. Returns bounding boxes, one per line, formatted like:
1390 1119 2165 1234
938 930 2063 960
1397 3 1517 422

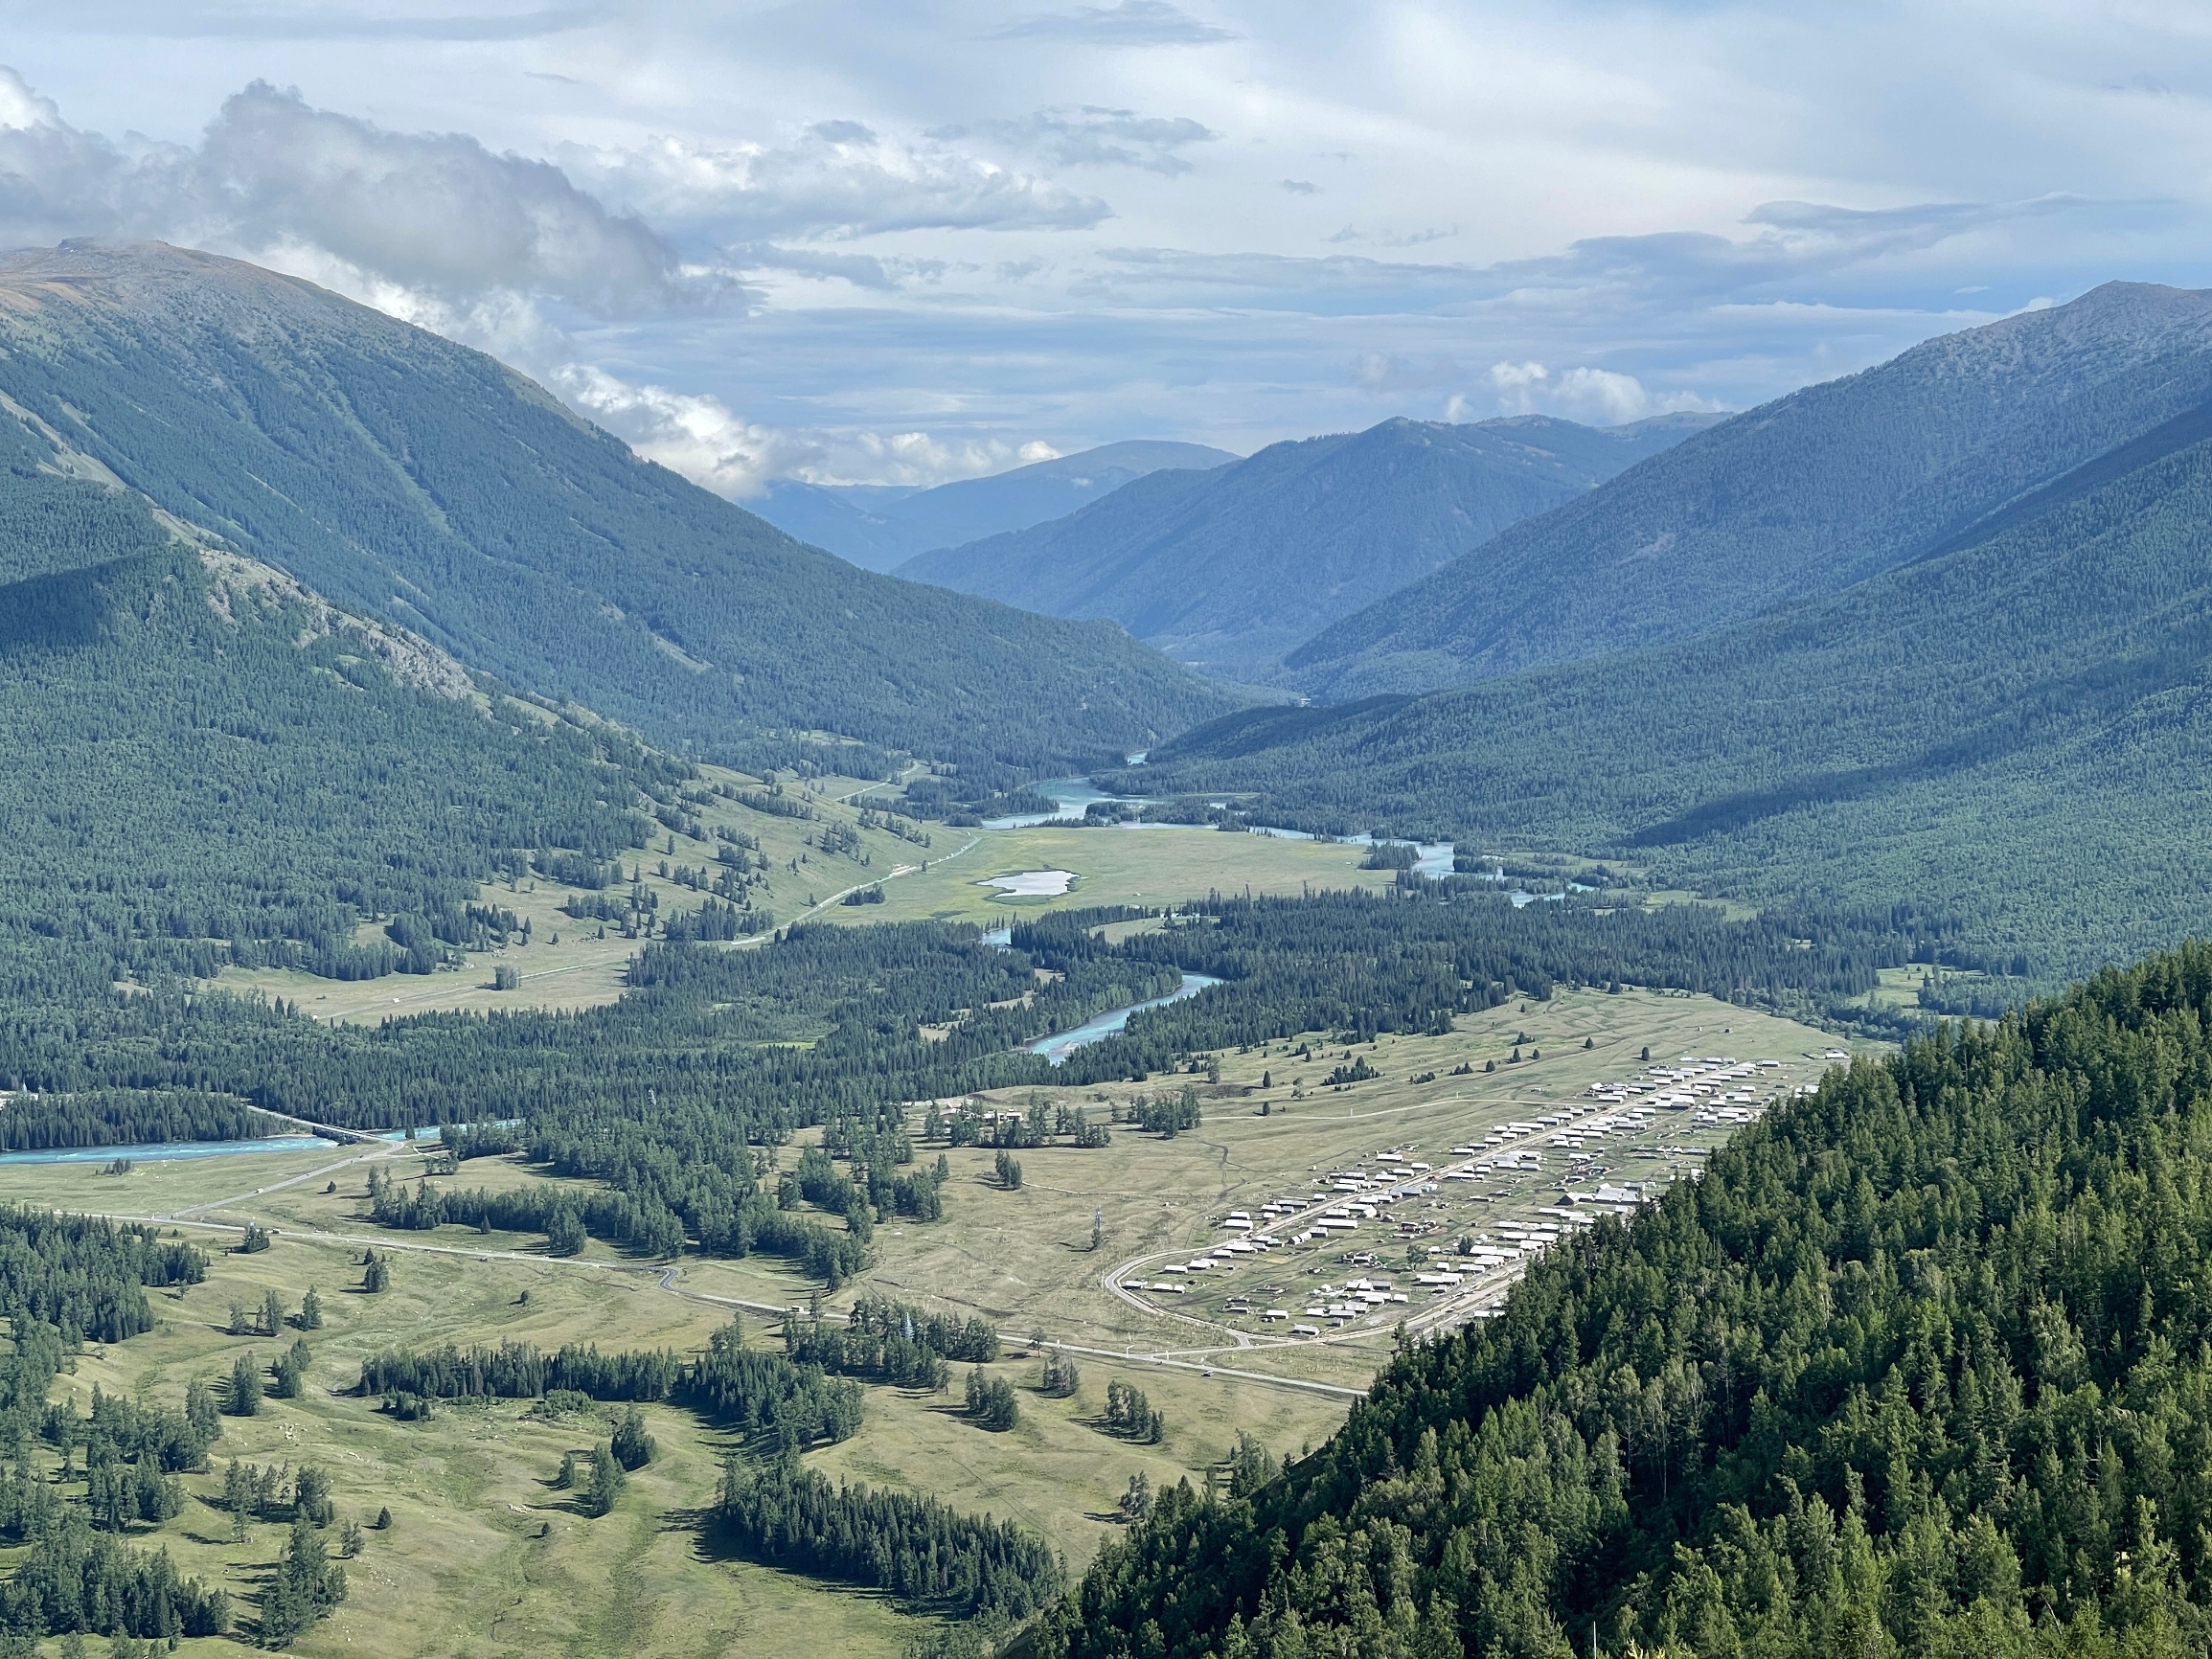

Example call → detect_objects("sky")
1 1 2208 494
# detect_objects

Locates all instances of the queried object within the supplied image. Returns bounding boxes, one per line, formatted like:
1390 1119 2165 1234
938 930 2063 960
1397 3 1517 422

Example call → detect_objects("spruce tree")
227 1352 262 1417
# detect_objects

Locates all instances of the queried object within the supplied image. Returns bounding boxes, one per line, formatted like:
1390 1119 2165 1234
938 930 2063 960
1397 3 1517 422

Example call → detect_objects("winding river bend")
1026 972 1221 1066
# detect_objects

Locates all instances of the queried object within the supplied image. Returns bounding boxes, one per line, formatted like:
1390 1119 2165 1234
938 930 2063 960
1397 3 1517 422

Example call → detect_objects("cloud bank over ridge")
3 2 2206 490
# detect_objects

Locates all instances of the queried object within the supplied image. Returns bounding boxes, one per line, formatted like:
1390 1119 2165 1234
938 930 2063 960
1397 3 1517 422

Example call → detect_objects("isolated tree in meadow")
273 1337 310 1399
299 1285 323 1330
580 1443 626 1517
262 1286 285 1337
294 1464 334 1526
187 1378 221 1454
610 1405 655 1471
223 1459 252 1541
227 1352 262 1417
361 1251 389 1293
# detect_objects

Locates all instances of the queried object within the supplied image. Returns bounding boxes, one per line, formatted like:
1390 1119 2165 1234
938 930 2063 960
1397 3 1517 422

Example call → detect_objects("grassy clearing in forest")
829 988 1861 1389
207 772 1394 1025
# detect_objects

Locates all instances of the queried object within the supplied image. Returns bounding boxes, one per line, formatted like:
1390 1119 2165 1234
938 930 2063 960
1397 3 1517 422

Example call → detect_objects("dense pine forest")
1033 941 2212 1659
0 537 670 994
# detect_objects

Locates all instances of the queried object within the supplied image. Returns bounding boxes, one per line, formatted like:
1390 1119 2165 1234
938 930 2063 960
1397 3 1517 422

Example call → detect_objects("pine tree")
272 1338 309 1399
580 1443 626 1517
227 1352 262 1417
610 1405 655 1471
299 1285 323 1330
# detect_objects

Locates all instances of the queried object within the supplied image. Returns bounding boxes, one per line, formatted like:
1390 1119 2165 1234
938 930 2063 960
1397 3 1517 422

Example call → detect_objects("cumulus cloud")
992 2 1236 46
562 123 1109 242
553 363 1069 495
1462 361 1721 425
947 107 1218 175
0 71 689 316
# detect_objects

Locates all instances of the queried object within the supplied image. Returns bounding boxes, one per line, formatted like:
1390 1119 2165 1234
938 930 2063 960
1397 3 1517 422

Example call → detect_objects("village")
1104 1042 1840 1344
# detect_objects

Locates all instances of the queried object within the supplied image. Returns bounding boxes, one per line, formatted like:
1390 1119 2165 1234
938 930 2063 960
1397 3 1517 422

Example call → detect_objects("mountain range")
1117 283 2212 977
1286 281 2212 698
750 440 1236 572
0 242 1236 778
897 412 1722 677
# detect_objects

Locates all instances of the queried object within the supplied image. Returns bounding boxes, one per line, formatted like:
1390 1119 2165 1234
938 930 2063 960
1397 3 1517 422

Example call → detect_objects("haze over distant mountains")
751 441 1237 573
0 242 1237 775
897 413 1722 678
1288 281 2212 699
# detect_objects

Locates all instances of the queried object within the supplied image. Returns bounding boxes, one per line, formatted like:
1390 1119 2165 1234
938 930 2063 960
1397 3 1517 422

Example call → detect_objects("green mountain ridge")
1287 281 2212 699
1119 399 2212 977
897 413 1721 678
0 241 1238 778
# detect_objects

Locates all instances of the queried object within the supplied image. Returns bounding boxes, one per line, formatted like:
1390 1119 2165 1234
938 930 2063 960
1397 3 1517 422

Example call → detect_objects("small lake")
0 1134 340 1168
981 870 1078 897
1027 972 1222 1066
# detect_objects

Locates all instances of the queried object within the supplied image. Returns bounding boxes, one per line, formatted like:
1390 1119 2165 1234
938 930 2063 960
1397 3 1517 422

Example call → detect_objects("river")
1026 971 1222 1066
0 1133 340 1168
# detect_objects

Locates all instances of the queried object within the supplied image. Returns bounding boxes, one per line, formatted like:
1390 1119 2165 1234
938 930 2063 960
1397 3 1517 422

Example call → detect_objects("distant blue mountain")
896 413 1721 679
752 441 1238 572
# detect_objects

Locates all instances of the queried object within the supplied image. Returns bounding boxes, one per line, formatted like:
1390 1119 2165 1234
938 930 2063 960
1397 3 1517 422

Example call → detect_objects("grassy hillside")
0 241 1237 776
900 414 1718 678
1118 415 2212 978
1287 281 2212 697
754 440 1237 572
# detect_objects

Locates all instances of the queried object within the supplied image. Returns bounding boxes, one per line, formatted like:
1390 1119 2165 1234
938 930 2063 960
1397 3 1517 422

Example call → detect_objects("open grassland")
816 823 1393 930
827 988 1861 1389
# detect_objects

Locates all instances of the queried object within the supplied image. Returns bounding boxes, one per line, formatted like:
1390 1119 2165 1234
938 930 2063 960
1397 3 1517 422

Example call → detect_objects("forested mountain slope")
1287 282 2212 697
0 466 666 991
751 440 1236 572
1118 408 2212 977
0 242 1236 773
899 414 1718 677
1037 941 2212 1659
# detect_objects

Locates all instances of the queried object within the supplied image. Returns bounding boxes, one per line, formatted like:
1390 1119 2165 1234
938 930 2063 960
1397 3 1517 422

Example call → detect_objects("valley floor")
0 990 1861 1657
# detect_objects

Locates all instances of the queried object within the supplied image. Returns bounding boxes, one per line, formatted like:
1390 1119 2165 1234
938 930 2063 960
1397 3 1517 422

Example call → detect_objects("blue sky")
2 1 2208 492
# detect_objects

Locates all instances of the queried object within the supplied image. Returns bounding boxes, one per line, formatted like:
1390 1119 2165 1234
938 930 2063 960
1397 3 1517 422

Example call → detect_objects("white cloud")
0 71 690 315
991 2 1236 46
553 363 1072 495
950 107 1218 175
1475 361 1722 425
561 123 1109 242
